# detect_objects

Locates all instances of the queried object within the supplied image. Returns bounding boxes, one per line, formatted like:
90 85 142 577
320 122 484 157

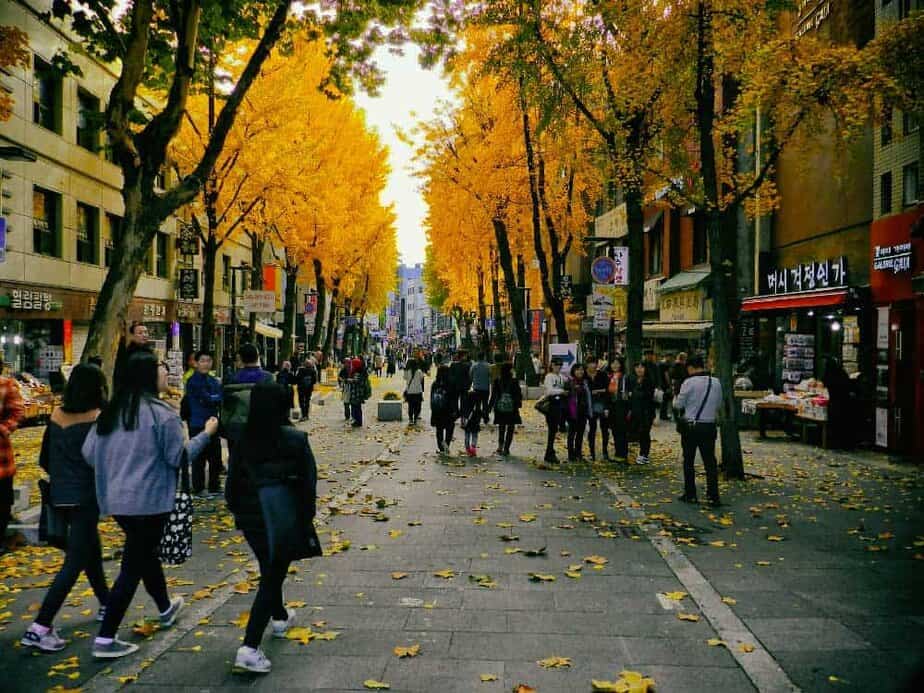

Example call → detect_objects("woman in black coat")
430 365 457 453
226 382 320 675
489 362 522 457
627 361 657 465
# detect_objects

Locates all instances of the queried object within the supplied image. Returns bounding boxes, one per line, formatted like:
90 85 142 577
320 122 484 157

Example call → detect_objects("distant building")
386 263 443 347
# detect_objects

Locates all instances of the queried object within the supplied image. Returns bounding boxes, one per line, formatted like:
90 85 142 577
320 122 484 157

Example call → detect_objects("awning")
644 209 664 233
740 288 847 313
658 269 710 294
254 321 283 339
643 321 712 339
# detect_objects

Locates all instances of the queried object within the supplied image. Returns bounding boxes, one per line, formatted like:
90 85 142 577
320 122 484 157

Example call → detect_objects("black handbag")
158 458 193 566
38 479 69 550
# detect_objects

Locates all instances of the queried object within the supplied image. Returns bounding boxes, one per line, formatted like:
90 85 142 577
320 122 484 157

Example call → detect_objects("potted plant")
377 391 403 422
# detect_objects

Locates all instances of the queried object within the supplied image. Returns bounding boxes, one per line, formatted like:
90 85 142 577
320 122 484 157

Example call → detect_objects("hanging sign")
242 289 276 313
177 224 199 256
559 274 572 299
873 242 912 275
764 256 847 295
179 268 199 300
612 246 629 286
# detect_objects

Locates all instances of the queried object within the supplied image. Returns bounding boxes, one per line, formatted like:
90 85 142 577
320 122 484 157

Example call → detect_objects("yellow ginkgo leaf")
393 643 421 658
584 555 608 565
564 570 582 579
286 627 315 645
708 540 727 548
756 561 771 566
363 680 390 690
706 638 727 647
116 675 137 684
528 573 557 582
433 569 455 579
514 686 537 693
229 611 250 628
590 681 621 692
285 601 307 608
479 673 498 682
721 596 737 605
767 535 784 542
232 581 251 594
390 572 408 580
519 514 537 522
537 656 572 669
661 591 687 601
739 643 756 653
388 530 403 539
676 613 700 622
176 645 202 652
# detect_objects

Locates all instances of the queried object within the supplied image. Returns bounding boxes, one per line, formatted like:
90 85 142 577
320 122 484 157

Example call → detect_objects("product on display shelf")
782 333 815 392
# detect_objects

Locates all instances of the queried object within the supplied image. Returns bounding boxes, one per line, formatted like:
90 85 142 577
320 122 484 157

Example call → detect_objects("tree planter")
377 400 403 422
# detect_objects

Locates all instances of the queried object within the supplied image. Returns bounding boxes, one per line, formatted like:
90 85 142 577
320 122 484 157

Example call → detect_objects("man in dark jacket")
449 350 472 415
185 351 224 495
294 359 318 421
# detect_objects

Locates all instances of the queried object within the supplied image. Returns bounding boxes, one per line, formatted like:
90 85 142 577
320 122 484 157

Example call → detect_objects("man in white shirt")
542 360 566 463
674 354 723 505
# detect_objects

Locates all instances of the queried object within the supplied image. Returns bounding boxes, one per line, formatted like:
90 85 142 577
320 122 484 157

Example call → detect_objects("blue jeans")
351 402 363 425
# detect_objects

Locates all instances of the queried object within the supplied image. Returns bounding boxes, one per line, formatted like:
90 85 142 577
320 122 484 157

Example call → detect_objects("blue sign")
591 256 617 284
0 217 6 264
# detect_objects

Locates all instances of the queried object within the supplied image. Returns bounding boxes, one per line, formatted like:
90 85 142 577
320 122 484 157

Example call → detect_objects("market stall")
742 378 831 447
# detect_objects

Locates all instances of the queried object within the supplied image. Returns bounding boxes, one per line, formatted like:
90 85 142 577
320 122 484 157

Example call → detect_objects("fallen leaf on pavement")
519 514 537 522
592 670 656 692
523 546 547 557
513 686 536 693
232 581 251 594
528 573 557 582
721 596 737 605
676 613 700 622
363 680 390 690
767 535 784 542
537 656 572 669
706 638 727 647
479 674 498 682
739 643 755 653
468 574 497 588
433 569 455 579
390 572 408 580
661 591 687 601
393 644 421 658
131 621 159 637
286 627 315 645
584 555 608 566
230 611 250 628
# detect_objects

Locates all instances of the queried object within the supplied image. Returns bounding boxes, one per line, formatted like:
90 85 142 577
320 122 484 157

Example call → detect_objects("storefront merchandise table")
755 401 798 438
794 414 830 449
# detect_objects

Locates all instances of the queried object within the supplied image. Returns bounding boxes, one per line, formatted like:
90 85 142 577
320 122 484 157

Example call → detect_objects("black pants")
37 504 109 627
567 416 587 460
497 424 515 453
99 514 170 639
660 394 673 420
587 414 609 458
636 421 652 457
544 404 562 461
472 390 490 423
343 401 351 419
406 394 423 423
351 402 363 426
609 418 629 459
190 426 222 493
681 422 720 501
436 423 455 449
0 476 12 546
298 388 312 419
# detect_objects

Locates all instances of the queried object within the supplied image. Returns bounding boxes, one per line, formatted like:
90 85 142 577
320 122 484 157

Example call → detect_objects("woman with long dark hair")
489 361 522 456
565 363 593 461
627 361 657 464
605 357 630 462
404 358 425 425
82 351 217 659
22 364 110 652
430 365 456 453
226 381 320 674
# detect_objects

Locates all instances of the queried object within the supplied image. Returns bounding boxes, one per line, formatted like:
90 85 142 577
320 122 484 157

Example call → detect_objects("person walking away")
586 358 611 461
674 354 723 505
489 361 522 456
430 365 457 454
233 344 274 385
565 363 592 461
21 364 110 652
295 358 318 421
605 357 630 462
670 352 688 404
449 350 472 415
470 352 492 424
627 362 657 464
460 390 482 456
185 351 224 495
658 354 673 420
0 363 24 554
542 360 566 464
386 350 397 377
337 359 352 421
226 382 320 674
349 358 371 427
83 352 217 658
403 359 425 425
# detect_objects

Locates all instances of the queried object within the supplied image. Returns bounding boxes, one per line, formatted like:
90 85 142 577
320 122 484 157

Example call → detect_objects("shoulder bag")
38 479 69 550
676 376 712 436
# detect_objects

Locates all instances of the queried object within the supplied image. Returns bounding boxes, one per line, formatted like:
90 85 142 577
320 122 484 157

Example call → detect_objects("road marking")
83 424 422 692
655 593 676 611
602 479 800 693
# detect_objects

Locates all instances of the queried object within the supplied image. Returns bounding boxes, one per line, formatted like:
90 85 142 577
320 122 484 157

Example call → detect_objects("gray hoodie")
83 398 211 516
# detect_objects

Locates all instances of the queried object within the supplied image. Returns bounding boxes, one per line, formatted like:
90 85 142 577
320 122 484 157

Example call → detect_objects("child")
460 390 482 457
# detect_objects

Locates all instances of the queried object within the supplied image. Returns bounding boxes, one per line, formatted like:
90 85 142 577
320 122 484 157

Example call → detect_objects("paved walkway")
0 376 922 691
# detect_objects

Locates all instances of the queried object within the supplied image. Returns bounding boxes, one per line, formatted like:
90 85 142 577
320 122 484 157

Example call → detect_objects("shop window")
32 55 61 134
32 186 61 257
144 244 154 275
693 212 708 265
880 171 893 214
903 162 919 206
155 230 169 278
903 111 919 135
881 106 892 146
104 213 121 267
76 202 99 264
77 89 100 152
647 216 663 276
222 254 231 292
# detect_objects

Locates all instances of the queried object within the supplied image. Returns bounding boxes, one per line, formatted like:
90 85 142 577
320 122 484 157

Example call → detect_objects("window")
155 168 166 190
647 216 663 276
76 203 99 264
32 56 60 133
881 106 893 146
155 231 169 278
903 162 919 206
693 213 708 265
77 89 100 152
899 0 913 19
32 187 60 257
103 133 116 163
104 213 121 267
222 255 231 292
881 171 893 214
903 111 919 135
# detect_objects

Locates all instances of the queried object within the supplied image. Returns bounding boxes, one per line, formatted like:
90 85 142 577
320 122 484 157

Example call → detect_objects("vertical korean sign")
529 309 543 348
612 246 629 286
304 293 318 335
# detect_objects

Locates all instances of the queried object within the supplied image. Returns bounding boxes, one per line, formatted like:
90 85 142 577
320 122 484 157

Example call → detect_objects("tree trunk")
695 0 744 478
477 264 489 354
490 245 506 355
309 257 325 351
624 184 645 368
322 280 340 361
199 232 218 356
247 231 265 337
281 260 298 363
537 154 570 342
492 215 535 384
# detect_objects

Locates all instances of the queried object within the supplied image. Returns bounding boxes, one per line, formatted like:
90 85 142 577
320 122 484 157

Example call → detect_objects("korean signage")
594 204 627 239
644 277 662 312
178 224 199 256
873 242 912 275
764 256 847 295
589 285 627 321
529 309 543 348
178 268 199 300
559 274 572 299
612 246 629 286
242 289 276 313
142 303 168 319
591 256 617 284
660 289 709 323
10 288 54 311
795 0 832 39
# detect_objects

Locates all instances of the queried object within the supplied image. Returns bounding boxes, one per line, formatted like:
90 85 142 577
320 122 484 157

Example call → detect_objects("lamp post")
229 262 250 355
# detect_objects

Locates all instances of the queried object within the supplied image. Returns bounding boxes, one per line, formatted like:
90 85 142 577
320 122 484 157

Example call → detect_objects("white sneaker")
159 596 185 628
271 608 296 639
233 645 272 674
21 626 67 652
636 455 649 465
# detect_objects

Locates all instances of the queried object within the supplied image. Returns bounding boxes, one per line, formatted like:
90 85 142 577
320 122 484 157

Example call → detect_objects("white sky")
355 46 453 266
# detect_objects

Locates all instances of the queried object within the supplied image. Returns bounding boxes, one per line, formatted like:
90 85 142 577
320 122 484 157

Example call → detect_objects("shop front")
869 205 924 458
644 270 712 357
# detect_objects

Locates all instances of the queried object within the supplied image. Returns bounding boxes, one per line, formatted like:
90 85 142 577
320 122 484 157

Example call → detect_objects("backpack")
430 385 449 412
496 391 515 415
220 383 254 443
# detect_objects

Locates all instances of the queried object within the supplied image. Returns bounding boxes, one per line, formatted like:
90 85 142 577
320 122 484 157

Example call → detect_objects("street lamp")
229 262 250 354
